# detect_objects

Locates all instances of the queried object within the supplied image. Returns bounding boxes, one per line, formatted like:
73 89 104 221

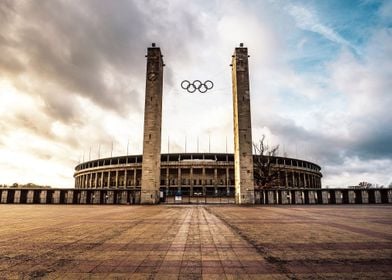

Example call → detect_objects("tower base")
140 190 160 204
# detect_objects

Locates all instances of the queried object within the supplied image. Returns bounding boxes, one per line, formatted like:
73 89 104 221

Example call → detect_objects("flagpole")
111 141 113 157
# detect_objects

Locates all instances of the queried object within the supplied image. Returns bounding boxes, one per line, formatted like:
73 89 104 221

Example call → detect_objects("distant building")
74 153 322 195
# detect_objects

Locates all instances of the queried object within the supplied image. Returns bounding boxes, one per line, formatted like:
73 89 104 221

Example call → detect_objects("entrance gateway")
141 43 255 204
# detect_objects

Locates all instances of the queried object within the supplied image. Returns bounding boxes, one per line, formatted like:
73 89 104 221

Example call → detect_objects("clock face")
147 72 158 81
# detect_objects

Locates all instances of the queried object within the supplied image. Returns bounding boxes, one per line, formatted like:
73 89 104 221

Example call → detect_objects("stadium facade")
74 153 322 196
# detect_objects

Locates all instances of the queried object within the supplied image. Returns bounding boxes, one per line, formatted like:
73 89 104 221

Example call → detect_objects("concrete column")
214 168 218 194
202 168 206 195
348 190 355 204
166 168 169 195
335 190 342 204
226 167 230 194
133 169 137 186
178 168 181 187
281 191 289 204
94 173 98 189
231 43 255 204
165 168 169 186
285 170 288 188
292 172 295 187
304 173 307 188
107 171 111 188
140 43 164 204
101 172 104 189
115 170 119 189
88 174 92 188
124 169 128 188
294 191 303 204
190 168 193 195
267 191 275 204
308 191 316 204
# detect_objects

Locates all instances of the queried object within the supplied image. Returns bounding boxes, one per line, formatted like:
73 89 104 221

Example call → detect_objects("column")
133 169 137 187
140 43 164 204
124 169 128 188
166 168 169 195
231 43 255 204
214 168 218 194
94 173 98 189
226 167 230 194
178 168 182 192
202 168 206 195
190 168 194 196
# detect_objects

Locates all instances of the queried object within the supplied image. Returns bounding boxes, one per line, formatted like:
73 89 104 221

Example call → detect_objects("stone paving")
0 205 391 279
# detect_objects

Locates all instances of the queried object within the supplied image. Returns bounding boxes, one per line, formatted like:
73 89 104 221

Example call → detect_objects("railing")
0 188 391 205
254 188 392 204
0 189 141 205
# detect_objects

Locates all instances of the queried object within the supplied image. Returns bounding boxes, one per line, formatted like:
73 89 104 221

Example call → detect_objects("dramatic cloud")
0 0 391 187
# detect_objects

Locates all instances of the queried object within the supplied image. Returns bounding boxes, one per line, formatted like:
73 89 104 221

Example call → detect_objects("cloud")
0 0 390 188
326 28 392 159
0 0 207 120
286 3 359 53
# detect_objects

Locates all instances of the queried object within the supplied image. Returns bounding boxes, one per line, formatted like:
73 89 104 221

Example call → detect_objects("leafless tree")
358 181 373 189
253 135 281 189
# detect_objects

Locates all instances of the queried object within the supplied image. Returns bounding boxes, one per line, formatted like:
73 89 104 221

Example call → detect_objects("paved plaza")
0 205 391 279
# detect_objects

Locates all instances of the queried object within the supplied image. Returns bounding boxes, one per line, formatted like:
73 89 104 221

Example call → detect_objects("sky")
0 0 391 188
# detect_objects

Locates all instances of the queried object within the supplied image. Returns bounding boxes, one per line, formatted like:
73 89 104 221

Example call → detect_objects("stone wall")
0 188 390 205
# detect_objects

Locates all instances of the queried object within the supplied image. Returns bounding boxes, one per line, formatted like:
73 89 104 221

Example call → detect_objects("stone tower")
231 44 255 204
141 43 164 204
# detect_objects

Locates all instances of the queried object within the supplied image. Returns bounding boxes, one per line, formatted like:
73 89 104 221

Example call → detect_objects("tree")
253 135 281 189
358 181 373 189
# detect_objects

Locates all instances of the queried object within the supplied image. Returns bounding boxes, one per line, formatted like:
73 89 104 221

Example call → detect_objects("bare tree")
253 135 281 189
358 181 373 189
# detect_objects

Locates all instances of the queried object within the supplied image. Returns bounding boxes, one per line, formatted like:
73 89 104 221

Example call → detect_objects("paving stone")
0 205 390 279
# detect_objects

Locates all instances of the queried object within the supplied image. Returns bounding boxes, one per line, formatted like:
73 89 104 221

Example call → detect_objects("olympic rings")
181 80 214 93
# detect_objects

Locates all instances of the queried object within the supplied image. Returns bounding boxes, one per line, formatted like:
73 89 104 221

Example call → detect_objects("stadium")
73 44 323 203
74 152 322 197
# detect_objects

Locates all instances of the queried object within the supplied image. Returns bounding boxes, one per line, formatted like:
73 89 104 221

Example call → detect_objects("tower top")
239 43 244 47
